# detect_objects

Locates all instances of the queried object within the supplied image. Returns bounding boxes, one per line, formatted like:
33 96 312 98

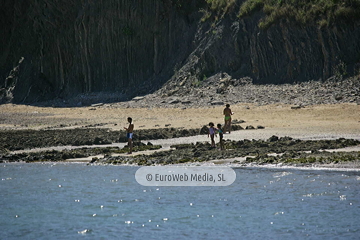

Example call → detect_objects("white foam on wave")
78 229 91 234
177 158 360 172
242 164 360 172
176 161 360 172
4 156 359 172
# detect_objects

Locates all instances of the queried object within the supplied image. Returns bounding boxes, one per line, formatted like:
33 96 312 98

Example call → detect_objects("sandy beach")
1 102 359 167
1 103 359 137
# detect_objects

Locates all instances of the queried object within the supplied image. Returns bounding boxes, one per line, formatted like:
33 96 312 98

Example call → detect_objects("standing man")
223 104 233 134
124 117 134 154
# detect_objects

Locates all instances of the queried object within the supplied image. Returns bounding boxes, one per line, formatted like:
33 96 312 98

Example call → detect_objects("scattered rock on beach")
268 135 279 142
232 119 245 124
132 96 145 101
93 76 360 109
291 105 303 109
200 125 209 134
210 101 224 105
169 99 180 104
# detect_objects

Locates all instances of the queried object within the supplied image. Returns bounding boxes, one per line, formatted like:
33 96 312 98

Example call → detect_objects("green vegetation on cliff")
206 0 236 14
206 0 360 28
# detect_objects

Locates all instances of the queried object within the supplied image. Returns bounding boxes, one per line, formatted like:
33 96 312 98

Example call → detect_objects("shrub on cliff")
238 0 360 28
204 0 360 28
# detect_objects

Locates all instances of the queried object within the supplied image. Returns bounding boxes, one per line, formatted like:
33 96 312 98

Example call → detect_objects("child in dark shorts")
124 117 134 154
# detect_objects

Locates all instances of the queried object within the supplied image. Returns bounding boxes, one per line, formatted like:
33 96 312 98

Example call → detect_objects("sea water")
1 163 359 240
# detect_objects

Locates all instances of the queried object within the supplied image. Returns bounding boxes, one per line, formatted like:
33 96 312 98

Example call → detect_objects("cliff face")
1 0 360 103
0 0 202 102
169 12 360 89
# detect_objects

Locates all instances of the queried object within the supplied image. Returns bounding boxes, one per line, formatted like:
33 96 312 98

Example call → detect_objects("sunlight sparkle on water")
2 163 359 239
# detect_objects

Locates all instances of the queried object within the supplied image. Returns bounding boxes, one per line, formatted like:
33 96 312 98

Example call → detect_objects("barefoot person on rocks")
124 117 134 154
223 104 234 134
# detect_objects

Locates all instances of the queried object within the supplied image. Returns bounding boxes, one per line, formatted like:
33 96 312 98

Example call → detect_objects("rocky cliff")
1 0 360 103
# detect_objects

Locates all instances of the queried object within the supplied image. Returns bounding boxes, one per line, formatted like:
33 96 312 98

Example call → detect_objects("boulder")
132 96 145 101
268 135 279 142
210 101 224 105
169 99 180 104
200 125 209 134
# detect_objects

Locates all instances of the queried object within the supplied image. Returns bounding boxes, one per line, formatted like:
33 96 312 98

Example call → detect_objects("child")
124 117 134 154
217 123 224 150
208 122 216 148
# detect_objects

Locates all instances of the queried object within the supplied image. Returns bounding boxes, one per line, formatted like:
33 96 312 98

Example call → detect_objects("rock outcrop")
1 0 359 103
1 0 203 102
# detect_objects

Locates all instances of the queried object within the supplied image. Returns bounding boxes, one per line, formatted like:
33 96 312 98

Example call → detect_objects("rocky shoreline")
1 75 359 168
96 136 360 166
1 132 359 169
0 125 247 152
33 75 360 108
